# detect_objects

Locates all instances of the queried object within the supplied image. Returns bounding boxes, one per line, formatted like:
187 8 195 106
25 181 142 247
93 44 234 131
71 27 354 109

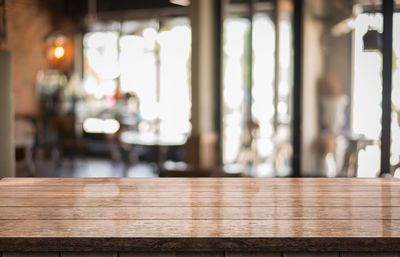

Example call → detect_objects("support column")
292 0 304 177
0 49 15 178
380 0 393 176
188 0 219 169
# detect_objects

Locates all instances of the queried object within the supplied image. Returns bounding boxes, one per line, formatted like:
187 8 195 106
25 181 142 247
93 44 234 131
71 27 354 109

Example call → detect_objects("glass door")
222 0 293 177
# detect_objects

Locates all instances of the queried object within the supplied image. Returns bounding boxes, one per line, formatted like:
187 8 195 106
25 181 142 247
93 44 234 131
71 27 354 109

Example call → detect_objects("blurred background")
0 0 399 178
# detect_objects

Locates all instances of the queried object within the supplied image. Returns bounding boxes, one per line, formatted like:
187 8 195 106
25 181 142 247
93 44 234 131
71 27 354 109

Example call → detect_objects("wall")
3 0 54 115
4 0 76 115
323 1 352 96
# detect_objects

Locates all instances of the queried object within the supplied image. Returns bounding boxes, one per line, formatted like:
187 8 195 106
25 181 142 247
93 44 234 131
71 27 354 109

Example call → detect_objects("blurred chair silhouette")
55 116 85 166
163 133 233 177
15 115 38 177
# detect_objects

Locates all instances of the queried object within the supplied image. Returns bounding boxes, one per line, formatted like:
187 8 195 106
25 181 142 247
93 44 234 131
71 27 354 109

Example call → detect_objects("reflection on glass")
251 13 276 176
83 32 119 99
222 3 293 177
223 18 249 165
81 19 192 136
391 13 400 175
159 25 192 134
353 12 382 177
274 8 293 176
300 1 386 178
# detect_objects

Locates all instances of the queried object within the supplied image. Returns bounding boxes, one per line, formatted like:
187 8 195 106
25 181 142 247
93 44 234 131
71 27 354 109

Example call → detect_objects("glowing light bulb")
54 46 65 59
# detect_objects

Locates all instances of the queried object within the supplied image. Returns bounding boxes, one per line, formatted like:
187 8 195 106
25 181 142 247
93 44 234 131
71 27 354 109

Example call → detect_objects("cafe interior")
1 0 400 179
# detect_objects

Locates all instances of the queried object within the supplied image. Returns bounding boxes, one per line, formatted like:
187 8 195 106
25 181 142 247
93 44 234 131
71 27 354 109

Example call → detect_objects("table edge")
1 237 400 252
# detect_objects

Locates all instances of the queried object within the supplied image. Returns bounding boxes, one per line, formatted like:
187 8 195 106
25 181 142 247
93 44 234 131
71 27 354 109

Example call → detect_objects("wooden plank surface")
1 177 399 185
0 219 399 237
2 191 399 198
1 185 399 192
226 253 281 257
175 252 224 257
283 254 338 257
0 178 399 252
0 206 399 220
3 253 58 257
1 178 399 198
0 196 398 207
120 253 174 257
61 253 117 257
341 253 399 257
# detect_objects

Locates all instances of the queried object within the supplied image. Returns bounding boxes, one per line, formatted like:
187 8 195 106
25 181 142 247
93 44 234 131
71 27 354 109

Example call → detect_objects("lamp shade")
363 29 382 51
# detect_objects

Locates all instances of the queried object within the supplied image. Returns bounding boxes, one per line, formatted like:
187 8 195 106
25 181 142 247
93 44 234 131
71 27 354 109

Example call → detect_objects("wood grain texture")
1 185 399 192
0 219 399 237
341 253 399 257
0 196 398 207
283 253 338 257
1 238 400 252
3 191 399 198
61 253 117 257
120 253 174 257
0 178 399 252
1 177 399 186
175 252 224 257
3 253 58 257
226 253 281 257
1 206 399 220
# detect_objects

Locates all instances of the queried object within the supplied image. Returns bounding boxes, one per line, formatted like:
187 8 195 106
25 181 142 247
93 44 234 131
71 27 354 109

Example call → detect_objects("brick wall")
4 0 76 115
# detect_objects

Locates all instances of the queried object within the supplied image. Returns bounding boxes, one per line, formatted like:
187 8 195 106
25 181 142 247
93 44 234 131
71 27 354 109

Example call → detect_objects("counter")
0 178 399 256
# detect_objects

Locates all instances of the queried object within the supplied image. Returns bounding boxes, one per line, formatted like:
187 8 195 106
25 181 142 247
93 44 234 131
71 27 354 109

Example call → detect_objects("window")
80 18 192 136
353 10 400 177
222 0 294 177
352 12 383 177
391 12 400 176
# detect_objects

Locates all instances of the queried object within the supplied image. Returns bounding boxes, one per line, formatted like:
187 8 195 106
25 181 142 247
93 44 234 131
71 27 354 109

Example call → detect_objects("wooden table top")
0 177 399 252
